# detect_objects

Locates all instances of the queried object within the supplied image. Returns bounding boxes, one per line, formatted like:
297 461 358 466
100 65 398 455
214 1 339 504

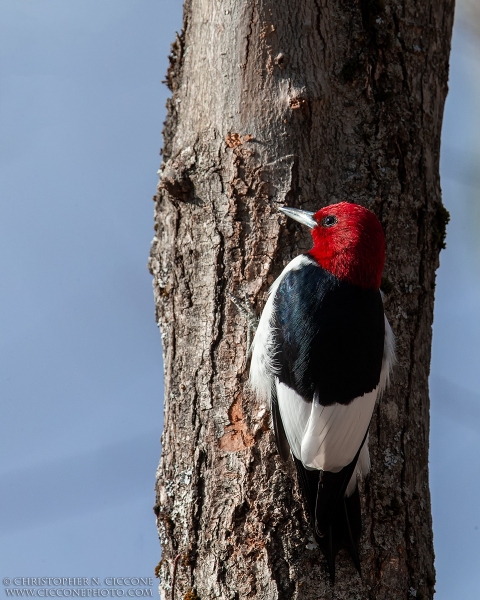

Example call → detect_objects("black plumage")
272 261 385 406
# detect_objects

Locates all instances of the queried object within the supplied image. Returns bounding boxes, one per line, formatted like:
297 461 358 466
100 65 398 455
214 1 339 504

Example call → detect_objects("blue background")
1 2 479 598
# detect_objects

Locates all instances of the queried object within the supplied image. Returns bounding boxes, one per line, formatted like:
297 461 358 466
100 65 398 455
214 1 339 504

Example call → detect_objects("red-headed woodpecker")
250 202 395 581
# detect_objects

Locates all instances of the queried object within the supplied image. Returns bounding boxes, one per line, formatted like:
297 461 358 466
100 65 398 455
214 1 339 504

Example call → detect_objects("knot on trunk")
158 147 196 201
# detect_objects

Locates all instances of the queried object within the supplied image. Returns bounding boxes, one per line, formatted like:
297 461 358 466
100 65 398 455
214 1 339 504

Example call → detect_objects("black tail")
315 486 362 583
293 444 365 583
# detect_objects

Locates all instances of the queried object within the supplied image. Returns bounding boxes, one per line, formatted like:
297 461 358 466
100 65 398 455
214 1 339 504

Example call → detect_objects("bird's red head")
280 202 385 289
310 202 385 289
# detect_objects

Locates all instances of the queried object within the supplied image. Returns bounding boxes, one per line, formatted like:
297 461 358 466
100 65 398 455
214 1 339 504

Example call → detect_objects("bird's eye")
321 215 337 227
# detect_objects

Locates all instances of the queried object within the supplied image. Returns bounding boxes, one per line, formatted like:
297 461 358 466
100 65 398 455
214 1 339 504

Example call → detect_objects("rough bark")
149 1 454 598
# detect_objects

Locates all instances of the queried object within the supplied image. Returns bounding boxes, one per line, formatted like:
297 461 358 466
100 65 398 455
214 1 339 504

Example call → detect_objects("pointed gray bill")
279 206 317 229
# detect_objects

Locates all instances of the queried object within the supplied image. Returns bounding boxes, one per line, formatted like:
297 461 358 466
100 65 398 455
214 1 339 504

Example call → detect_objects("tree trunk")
149 1 454 598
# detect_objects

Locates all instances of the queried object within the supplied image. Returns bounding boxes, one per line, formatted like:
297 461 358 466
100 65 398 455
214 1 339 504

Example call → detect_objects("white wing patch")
300 389 377 472
277 380 377 473
275 381 312 457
